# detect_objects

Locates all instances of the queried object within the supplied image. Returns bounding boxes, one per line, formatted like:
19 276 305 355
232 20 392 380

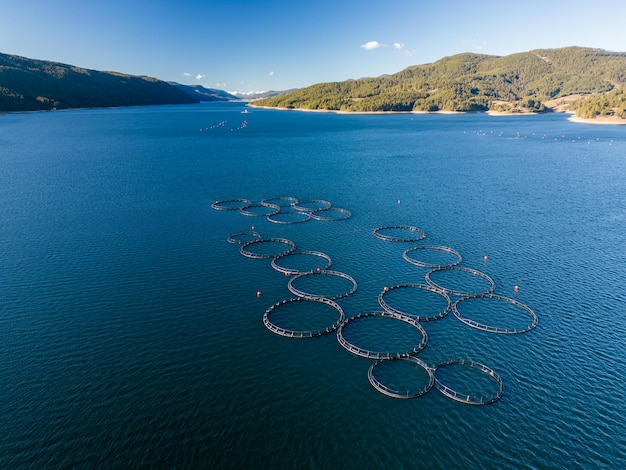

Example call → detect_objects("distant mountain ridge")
0 52 237 112
253 46 626 119
170 83 239 102
230 89 299 100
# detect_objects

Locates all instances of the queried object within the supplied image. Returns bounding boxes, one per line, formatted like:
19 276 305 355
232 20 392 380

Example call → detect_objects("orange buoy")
514 285 519 292
256 291 261 297
316 267 321 273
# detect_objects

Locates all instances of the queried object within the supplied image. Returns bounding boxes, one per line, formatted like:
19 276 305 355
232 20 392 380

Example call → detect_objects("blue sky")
2 0 626 93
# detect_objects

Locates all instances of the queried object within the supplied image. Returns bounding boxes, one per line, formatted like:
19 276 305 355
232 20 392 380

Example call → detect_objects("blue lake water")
1 102 625 468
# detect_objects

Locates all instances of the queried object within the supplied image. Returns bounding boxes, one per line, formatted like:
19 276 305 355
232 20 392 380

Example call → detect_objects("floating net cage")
239 203 280 217
433 359 504 405
260 196 299 208
239 238 297 259
293 199 332 212
378 284 452 321
310 207 352 221
373 225 426 242
452 294 538 334
425 266 496 297
263 297 345 338
267 210 312 224
211 198 252 211
368 356 434 399
212 197 537 406
403 245 462 269
271 250 333 275
288 270 357 300
336 312 428 359
227 230 262 245
213 196 348 223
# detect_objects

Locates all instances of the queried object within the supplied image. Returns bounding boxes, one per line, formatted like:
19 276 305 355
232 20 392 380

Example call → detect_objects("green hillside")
253 47 626 117
0 52 198 111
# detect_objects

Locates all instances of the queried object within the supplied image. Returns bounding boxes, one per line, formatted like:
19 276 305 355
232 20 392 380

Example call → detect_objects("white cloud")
362 40 409 52
361 40 382 50
196 74 205 80
463 39 487 52
269 71 274 76
183 72 191 77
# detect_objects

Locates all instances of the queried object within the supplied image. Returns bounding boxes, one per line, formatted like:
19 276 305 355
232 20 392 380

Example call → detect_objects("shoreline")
485 110 539 116
251 104 626 125
567 114 626 125
6 102 625 125
249 105 464 115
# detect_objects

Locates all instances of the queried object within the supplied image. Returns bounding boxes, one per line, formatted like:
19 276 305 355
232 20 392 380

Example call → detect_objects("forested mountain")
253 47 626 118
0 52 199 111
4 47 625 117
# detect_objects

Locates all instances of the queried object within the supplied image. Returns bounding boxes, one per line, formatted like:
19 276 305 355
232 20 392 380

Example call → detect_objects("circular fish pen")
267 210 312 224
211 198 252 211
378 284 452 321
336 312 428 359
452 294 538 334
433 360 504 405
263 297 345 338
288 270 357 300
310 207 352 221
368 356 434 399
239 203 280 217
293 199 332 212
227 230 262 245
271 250 332 275
260 196 299 208
373 225 426 242
239 238 297 259
211 195 537 406
402 245 462 269
425 266 496 297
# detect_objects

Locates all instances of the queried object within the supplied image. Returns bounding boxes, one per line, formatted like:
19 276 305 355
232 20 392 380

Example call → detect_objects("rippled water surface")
1 103 625 468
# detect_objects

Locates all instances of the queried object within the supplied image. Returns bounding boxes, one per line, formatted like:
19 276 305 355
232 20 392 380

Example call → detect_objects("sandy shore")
567 114 626 125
